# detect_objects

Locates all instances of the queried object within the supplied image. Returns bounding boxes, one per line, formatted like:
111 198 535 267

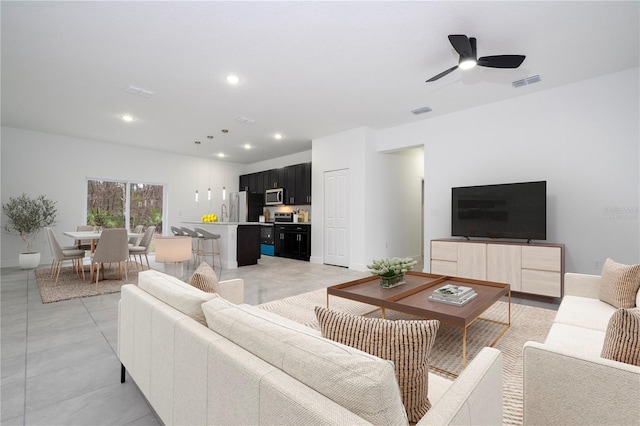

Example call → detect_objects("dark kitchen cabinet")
248 173 258 194
267 168 284 189
239 171 267 194
274 224 310 261
239 163 311 204
239 174 250 192
284 162 312 205
237 225 261 266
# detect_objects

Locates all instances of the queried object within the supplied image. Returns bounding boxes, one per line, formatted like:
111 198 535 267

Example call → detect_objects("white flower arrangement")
367 257 417 277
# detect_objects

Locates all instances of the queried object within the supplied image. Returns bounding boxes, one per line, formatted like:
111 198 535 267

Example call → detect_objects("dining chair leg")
79 259 85 281
54 262 62 285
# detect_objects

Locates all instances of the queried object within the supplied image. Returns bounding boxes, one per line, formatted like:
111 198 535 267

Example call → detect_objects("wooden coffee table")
327 271 510 375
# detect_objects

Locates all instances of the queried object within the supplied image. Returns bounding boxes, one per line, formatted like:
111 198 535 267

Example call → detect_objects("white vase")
19 252 41 269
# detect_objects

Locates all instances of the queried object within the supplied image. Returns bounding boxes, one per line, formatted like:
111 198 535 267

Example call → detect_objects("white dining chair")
128 226 155 270
46 227 86 285
90 228 129 284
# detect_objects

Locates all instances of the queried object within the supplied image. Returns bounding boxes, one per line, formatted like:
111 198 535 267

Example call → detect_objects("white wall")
1 127 244 267
311 127 423 271
311 127 368 269
378 68 640 274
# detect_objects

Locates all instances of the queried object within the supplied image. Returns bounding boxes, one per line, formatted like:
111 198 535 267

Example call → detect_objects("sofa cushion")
598 258 640 309
138 269 216 325
544 322 606 358
554 295 618 332
315 306 439 422
188 262 219 293
201 297 408 425
601 308 640 366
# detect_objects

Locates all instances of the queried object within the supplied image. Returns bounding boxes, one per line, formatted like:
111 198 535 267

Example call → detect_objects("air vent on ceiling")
512 75 541 88
126 85 154 98
234 115 255 124
411 106 432 115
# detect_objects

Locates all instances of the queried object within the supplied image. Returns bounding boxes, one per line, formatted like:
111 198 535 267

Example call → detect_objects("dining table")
63 230 142 282
63 230 142 252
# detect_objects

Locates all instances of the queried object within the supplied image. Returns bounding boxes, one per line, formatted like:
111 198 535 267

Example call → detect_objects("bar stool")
194 227 222 275
180 227 204 268
171 226 186 236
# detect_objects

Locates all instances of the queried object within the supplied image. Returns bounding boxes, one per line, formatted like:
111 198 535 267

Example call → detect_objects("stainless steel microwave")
265 188 284 205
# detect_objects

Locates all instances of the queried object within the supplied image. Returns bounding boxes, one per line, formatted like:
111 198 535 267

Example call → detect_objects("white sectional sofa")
118 269 504 425
523 272 640 425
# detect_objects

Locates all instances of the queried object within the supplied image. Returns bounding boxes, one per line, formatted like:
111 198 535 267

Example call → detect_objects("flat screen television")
451 181 546 241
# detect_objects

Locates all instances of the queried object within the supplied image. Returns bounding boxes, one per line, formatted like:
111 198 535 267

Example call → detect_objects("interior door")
324 169 349 267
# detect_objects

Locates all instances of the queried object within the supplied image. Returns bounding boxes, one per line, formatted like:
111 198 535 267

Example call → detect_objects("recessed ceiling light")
274 133 283 140
217 153 225 158
122 115 134 122
243 144 252 150
225 75 240 85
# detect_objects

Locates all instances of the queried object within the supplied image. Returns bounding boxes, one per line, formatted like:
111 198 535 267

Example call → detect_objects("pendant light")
207 135 214 201
221 129 228 200
194 141 201 202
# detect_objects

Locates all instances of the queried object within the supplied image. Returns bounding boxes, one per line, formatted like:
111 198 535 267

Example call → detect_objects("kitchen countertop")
182 221 263 226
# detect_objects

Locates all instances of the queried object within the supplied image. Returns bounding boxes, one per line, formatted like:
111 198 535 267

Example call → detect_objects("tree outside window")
86 180 164 233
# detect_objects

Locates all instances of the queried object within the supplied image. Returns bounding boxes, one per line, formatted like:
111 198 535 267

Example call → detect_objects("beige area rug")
258 288 556 426
35 265 141 303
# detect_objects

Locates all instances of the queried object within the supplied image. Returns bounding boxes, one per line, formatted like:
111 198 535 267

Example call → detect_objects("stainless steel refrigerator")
229 191 264 222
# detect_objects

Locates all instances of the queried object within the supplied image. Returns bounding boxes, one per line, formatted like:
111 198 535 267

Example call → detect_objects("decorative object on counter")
202 213 218 222
367 257 417 288
2 193 58 269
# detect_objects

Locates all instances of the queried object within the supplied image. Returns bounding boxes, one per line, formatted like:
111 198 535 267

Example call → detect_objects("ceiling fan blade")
426 65 459 82
448 35 472 57
477 55 526 69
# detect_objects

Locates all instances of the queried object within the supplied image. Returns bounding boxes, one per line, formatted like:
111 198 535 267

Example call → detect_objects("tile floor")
1 255 558 425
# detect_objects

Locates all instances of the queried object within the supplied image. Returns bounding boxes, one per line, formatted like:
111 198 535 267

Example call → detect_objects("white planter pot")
19 252 41 269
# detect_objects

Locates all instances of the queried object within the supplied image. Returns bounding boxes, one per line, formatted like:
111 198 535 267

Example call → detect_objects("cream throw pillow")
315 306 439 423
598 258 640 309
189 262 219 293
601 308 640 366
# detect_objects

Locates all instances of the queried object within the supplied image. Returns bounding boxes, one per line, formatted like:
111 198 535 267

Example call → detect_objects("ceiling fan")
426 35 526 82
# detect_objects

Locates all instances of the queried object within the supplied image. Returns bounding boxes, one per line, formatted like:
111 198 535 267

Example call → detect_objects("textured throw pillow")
601 308 640 366
315 306 439 422
598 258 640 308
189 262 219 293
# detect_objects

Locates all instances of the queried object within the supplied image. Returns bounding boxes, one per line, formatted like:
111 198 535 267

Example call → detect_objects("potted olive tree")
2 193 58 269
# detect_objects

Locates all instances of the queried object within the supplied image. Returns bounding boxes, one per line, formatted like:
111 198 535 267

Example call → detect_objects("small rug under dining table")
35 265 141 303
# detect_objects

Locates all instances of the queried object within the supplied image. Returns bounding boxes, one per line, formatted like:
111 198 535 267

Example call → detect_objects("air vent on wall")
411 106 432 115
126 85 154 98
512 75 541 88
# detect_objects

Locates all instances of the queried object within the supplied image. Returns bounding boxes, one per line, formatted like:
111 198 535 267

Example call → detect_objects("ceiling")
2 1 638 164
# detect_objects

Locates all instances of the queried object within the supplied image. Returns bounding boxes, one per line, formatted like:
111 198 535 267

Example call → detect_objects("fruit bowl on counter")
201 213 218 223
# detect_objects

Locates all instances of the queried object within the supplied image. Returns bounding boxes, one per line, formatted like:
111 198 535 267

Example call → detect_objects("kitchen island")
182 221 262 269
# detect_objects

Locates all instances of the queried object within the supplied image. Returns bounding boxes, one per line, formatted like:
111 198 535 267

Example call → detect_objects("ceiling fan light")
459 58 477 70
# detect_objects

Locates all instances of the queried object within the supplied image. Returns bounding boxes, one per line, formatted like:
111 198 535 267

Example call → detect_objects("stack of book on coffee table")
429 284 478 306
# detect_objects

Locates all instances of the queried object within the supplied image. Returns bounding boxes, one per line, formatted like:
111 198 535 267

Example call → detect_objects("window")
130 182 164 233
86 179 164 233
